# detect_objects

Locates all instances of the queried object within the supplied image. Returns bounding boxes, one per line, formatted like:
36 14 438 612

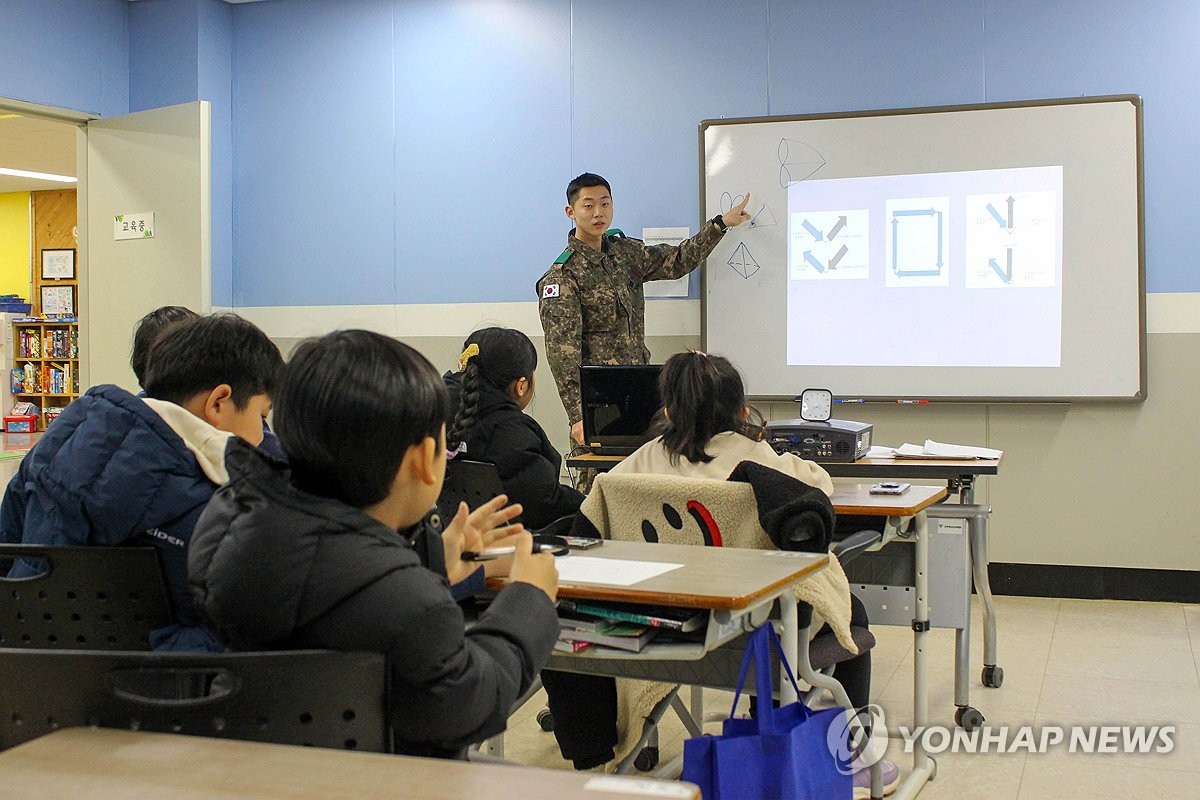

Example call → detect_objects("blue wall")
226 0 1200 307
0 0 128 116
3 0 1197 303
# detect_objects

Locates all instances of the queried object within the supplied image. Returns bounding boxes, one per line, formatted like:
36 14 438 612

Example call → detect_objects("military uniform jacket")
536 221 726 424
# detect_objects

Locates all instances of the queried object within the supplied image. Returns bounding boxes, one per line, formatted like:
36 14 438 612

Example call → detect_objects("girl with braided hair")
444 327 584 529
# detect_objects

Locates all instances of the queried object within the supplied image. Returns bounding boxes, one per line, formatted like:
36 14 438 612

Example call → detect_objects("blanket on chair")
568 464 856 763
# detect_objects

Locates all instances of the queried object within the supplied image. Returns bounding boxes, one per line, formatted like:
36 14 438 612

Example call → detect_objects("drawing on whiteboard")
720 191 747 214
727 242 760 279
749 202 778 228
778 139 827 187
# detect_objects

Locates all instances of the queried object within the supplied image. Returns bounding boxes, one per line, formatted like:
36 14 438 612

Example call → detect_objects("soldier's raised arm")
639 192 751 282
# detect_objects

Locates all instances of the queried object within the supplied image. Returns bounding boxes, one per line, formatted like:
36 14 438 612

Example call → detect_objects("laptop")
580 364 664 456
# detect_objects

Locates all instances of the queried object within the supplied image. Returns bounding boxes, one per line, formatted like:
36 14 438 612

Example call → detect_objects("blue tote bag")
682 623 852 799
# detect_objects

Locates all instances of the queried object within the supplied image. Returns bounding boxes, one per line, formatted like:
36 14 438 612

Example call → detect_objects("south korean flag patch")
542 283 560 299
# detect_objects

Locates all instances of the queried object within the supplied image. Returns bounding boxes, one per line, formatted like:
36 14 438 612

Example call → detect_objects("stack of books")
554 600 708 653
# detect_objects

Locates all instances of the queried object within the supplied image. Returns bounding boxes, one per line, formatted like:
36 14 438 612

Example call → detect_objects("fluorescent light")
0 167 76 183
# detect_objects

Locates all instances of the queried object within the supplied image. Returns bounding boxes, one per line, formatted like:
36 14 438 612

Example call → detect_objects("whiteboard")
700 96 1145 402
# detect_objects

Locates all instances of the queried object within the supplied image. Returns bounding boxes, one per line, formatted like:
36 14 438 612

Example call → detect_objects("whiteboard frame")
698 95 1146 404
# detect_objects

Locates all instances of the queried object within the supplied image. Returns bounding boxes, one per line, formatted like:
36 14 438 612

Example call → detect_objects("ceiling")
0 112 80 194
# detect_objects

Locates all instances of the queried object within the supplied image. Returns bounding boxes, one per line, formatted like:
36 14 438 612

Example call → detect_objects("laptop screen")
580 365 664 450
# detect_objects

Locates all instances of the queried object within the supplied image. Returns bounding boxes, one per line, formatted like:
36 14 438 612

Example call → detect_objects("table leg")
778 594 799 705
892 511 936 799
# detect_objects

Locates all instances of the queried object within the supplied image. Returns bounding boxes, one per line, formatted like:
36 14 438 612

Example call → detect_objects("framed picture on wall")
41 285 75 316
40 248 76 280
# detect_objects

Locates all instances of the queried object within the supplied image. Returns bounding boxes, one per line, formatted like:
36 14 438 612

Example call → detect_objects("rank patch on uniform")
542 283 560 299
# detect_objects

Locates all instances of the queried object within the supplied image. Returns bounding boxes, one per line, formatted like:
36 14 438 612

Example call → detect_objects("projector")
765 418 873 463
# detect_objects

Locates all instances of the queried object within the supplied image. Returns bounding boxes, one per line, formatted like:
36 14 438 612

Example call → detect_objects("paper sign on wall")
642 227 692 297
114 212 155 240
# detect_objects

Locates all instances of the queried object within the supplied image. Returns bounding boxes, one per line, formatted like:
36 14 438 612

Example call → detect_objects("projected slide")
785 165 1062 368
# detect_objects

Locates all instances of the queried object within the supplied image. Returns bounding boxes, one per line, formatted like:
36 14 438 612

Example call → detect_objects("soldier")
537 172 751 448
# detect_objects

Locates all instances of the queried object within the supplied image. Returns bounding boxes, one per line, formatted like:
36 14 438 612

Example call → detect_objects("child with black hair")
188 330 560 759
130 305 199 388
130 305 285 460
1 313 284 652
444 327 584 528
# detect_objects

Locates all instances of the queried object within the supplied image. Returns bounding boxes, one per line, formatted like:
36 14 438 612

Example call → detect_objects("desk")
567 451 1005 721
833 483 946 800
825 457 1004 727
0 727 701 799
501 540 830 706
524 490 945 799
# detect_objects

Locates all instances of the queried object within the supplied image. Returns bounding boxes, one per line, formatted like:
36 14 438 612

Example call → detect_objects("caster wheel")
955 706 984 731
536 709 555 732
982 665 1005 688
634 746 659 772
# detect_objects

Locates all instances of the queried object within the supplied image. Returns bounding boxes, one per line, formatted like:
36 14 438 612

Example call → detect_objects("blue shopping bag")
682 623 852 799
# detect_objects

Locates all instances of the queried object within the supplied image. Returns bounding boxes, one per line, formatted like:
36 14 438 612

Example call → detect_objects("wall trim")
989 562 1200 603
224 299 703 339
224 292 1197 340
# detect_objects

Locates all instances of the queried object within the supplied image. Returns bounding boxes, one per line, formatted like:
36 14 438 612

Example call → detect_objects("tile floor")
500 595 1200 799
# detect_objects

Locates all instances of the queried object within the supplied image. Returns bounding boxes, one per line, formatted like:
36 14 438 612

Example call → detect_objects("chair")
0 648 389 753
0 544 173 650
573 469 881 776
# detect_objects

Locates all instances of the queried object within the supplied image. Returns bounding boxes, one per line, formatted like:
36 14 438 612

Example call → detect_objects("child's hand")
442 496 524 585
508 531 559 602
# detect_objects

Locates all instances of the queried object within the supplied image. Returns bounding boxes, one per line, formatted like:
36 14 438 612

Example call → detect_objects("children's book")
557 599 708 633
557 622 659 653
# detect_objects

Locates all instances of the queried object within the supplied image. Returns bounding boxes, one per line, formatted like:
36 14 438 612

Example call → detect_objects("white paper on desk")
554 556 683 586
642 227 691 297
892 441 1002 459
866 445 897 458
922 439 1003 459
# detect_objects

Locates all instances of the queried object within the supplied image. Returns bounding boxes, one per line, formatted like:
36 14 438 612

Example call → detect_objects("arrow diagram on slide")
986 202 1006 229
801 219 824 241
803 251 825 274
828 244 849 271
1006 195 1015 230
727 242 761 279
827 216 847 241
988 247 1014 283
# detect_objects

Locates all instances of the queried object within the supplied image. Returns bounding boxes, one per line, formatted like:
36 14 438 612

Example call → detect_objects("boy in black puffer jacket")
188 330 560 758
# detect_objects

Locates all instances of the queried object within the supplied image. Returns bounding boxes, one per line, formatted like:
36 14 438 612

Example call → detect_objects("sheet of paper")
583 776 696 797
923 439 1003 459
555 556 684 587
866 445 897 458
642 227 691 297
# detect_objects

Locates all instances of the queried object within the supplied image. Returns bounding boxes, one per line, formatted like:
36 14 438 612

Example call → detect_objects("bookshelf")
12 320 80 429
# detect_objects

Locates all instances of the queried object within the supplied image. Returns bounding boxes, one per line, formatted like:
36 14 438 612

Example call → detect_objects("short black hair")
143 313 283 409
274 330 447 508
657 351 747 465
130 305 200 388
447 327 537 451
566 172 611 205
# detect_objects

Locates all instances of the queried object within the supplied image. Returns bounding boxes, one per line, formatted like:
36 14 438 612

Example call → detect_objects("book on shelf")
557 599 708 633
557 622 660 653
553 639 593 654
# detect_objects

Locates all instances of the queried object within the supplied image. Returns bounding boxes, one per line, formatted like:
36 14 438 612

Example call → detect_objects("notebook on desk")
580 364 663 456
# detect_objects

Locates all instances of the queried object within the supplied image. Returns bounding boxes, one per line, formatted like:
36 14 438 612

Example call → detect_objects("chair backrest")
0 544 173 650
437 458 511 519
0 648 389 753
584 472 766 549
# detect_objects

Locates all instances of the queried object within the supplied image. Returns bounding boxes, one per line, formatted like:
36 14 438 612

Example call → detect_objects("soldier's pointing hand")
723 192 752 228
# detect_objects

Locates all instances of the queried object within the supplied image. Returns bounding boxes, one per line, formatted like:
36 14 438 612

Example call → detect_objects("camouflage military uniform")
536 221 728 426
